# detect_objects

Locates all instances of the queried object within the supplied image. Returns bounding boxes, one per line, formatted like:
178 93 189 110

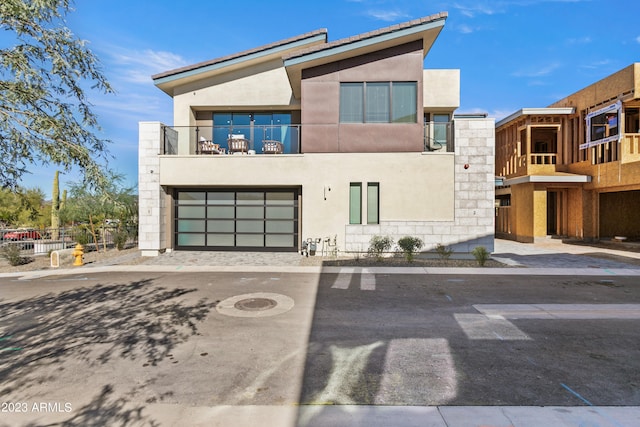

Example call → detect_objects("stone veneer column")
452 116 495 252
138 122 167 256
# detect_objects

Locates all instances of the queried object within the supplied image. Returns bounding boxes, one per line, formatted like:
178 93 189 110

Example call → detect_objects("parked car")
2 230 42 241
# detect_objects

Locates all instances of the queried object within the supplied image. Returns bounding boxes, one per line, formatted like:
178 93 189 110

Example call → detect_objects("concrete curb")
4 264 640 280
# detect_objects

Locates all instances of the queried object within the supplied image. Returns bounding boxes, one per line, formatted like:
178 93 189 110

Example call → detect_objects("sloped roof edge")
283 12 447 64
152 29 328 83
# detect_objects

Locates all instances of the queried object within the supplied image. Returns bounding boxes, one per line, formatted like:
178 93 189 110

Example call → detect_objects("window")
340 83 364 123
367 183 379 224
349 183 362 224
392 82 417 123
340 82 417 124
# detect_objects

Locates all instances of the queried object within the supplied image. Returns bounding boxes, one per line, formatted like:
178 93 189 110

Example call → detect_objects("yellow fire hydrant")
72 243 84 266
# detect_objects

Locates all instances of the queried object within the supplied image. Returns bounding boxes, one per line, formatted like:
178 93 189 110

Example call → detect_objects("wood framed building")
495 63 640 242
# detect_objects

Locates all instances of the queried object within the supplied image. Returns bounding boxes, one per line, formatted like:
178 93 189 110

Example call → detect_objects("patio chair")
228 134 249 154
262 140 284 154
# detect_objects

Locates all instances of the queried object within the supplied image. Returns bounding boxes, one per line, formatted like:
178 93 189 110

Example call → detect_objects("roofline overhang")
496 107 576 128
152 31 328 96
283 14 447 98
504 174 592 186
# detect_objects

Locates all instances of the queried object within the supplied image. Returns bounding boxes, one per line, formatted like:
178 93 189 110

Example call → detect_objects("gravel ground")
0 246 145 274
0 246 504 273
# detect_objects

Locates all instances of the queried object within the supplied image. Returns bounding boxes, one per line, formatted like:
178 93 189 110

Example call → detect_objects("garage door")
175 189 299 251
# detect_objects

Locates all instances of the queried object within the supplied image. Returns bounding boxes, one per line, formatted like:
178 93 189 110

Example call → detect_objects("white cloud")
512 63 561 78
636 36 640 44
365 9 410 22
566 36 592 45
457 24 475 34
99 46 189 85
452 3 500 18
579 59 612 70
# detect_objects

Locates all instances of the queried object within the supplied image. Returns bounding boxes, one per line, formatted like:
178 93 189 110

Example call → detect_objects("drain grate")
217 292 295 318
234 298 277 311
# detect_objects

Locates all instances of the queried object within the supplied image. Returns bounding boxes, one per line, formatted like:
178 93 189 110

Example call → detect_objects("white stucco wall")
172 59 297 127
423 69 460 110
140 118 495 256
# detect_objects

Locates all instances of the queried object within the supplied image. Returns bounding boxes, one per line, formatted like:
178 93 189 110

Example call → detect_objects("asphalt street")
1 269 639 426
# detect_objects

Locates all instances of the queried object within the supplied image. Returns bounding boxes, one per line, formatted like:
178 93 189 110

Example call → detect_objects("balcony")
162 125 302 155
161 123 455 155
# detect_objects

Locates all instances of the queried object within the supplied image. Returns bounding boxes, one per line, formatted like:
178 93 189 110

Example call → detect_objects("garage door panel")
175 189 298 251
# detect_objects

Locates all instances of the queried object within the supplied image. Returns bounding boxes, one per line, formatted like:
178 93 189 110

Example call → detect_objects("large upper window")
340 82 417 124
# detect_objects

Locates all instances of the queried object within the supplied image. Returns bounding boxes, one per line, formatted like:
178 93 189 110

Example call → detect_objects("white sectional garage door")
175 189 299 251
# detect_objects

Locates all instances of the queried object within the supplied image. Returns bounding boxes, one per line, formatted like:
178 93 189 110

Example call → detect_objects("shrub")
368 235 393 261
74 228 90 245
114 229 129 250
0 244 28 266
397 236 424 262
472 246 490 266
435 243 452 260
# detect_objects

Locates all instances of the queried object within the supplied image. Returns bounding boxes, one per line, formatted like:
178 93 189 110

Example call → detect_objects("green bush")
397 236 424 262
435 243 452 260
0 244 28 266
368 235 393 261
114 229 129 250
74 228 90 245
472 246 490 266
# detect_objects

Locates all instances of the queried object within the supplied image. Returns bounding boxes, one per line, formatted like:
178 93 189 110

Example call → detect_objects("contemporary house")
495 63 640 243
138 12 495 256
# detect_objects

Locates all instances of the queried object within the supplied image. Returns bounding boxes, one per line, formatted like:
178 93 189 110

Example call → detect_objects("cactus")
51 171 60 240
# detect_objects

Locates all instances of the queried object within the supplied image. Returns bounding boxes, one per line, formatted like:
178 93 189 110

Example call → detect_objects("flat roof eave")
496 107 576 128
504 174 592 186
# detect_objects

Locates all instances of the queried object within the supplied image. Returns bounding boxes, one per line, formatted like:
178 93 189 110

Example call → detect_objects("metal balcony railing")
161 122 455 155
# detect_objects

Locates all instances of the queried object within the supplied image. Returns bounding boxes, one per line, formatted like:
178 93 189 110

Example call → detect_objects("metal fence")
0 226 138 255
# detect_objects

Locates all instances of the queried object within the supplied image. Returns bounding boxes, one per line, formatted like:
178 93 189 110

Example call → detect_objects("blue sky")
11 0 640 197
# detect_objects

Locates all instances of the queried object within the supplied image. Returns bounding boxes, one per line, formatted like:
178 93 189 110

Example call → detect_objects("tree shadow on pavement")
0 278 216 423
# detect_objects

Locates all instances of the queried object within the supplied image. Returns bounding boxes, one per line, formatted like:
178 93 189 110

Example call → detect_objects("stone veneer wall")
345 116 495 256
138 122 167 256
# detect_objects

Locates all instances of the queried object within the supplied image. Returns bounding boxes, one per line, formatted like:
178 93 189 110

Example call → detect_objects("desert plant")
397 236 424 262
435 243 452 260
0 244 27 266
74 228 90 245
114 229 129 250
472 246 490 266
368 235 393 261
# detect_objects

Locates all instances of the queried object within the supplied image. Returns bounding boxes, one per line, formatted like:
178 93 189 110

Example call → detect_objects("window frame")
349 183 362 224
339 82 417 124
367 182 379 224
